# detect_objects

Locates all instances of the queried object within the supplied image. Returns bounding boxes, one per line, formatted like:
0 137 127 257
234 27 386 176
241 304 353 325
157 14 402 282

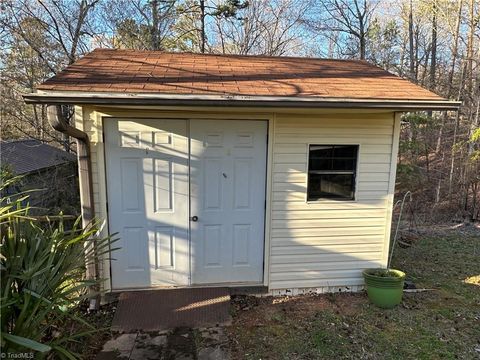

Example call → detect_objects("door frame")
99 112 274 291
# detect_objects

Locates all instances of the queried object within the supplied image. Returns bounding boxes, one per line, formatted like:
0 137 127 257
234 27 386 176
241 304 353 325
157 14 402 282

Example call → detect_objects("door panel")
124 227 146 271
203 158 223 210
233 158 252 209
232 224 251 265
105 119 189 289
152 226 174 268
120 158 142 212
204 224 223 267
190 120 267 284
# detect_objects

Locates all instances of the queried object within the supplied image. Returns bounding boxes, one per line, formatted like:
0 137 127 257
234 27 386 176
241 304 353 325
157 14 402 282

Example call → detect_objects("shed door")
105 119 189 289
190 120 267 284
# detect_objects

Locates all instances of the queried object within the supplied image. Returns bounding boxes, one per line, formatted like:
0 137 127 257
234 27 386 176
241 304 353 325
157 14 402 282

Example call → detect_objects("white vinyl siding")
268 113 396 290
77 105 398 295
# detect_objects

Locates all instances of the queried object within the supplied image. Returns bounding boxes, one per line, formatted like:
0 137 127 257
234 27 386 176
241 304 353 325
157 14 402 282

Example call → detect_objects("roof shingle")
37 49 445 101
0 140 76 175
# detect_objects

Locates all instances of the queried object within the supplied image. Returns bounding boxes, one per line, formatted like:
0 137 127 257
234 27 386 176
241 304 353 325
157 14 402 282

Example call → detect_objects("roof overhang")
23 91 461 111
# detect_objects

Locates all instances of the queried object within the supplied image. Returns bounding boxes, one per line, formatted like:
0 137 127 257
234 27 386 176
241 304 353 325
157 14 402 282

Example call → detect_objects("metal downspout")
47 105 99 305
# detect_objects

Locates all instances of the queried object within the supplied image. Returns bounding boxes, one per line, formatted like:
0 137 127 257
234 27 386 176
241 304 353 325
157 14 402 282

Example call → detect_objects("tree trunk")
465 0 474 94
436 0 463 154
425 3 435 119
429 0 437 90
398 33 408 77
151 0 160 50
435 151 445 203
421 45 431 87
408 0 415 81
414 26 420 80
70 0 96 64
357 0 366 60
200 0 206 53
448 111 460 197
447 0 463 96
359 34 366 60
448 64 466 197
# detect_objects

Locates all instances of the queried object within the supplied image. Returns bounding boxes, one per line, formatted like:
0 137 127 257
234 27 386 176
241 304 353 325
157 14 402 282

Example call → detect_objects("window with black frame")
307 145 359 201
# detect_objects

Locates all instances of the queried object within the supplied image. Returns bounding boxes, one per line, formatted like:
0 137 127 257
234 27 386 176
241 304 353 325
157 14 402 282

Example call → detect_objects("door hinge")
106 201 109 213
102 131 105 143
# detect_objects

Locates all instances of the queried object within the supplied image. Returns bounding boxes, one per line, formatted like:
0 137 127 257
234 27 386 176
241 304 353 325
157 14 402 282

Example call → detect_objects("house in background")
24 49 459 295
0 139 79 215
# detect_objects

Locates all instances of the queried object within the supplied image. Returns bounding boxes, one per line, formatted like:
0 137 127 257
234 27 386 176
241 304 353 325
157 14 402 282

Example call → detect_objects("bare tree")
408 0 415 80
1 0 100 65
0 0 100 150
214 0 308 56
435 0 463 154
429 0 437 90
465 0 476 95
308 0 377 59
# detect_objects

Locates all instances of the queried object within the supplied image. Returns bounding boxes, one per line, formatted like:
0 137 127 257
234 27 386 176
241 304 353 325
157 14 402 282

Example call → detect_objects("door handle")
191 216 198 222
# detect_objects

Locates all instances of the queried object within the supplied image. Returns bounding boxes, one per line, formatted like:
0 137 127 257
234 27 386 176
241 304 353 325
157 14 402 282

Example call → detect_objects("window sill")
306 198 357 204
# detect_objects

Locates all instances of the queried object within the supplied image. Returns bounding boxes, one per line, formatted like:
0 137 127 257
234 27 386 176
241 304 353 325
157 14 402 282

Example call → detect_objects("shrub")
0 177 115 359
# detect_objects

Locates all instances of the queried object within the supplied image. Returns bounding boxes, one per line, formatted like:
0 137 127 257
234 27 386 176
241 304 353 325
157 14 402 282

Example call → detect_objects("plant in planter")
362 268 405 308
363 192 411 309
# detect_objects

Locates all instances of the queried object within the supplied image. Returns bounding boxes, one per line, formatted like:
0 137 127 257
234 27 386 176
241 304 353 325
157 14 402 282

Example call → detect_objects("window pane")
309 157 332 170
307 144 358 201
309 146 358 170
307 173 355 200
333 145 358 158
310 145 333 158
309 145 334 170
331 158 356 171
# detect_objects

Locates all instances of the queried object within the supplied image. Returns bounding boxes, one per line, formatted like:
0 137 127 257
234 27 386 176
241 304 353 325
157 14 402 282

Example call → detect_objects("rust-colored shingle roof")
37 49 444 101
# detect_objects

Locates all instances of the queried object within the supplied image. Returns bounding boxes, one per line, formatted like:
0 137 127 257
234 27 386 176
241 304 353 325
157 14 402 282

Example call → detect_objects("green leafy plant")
0 177 116 359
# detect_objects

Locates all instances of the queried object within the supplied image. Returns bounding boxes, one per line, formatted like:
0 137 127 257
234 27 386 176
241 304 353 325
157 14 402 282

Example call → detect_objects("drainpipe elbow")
47 105 89 143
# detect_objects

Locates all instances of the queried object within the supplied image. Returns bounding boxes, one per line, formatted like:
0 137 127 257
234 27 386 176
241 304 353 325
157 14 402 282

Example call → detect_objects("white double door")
105 118 267 289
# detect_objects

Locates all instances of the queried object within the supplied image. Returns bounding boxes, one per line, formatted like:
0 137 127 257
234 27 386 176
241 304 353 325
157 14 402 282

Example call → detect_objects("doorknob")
191 216 198 222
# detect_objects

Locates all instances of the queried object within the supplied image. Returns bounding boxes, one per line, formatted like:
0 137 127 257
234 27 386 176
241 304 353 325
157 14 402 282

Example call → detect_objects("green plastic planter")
363 269 406 309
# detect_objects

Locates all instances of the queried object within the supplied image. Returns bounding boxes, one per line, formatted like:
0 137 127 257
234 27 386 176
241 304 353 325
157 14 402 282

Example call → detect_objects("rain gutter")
25 91 461 110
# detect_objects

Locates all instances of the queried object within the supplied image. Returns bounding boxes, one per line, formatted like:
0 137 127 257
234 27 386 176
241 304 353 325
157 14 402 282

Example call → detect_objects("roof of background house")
35 49 447 102
0 139 76 175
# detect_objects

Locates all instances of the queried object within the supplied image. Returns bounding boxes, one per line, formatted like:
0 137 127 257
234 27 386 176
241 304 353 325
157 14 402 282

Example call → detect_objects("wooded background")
1 0 479 222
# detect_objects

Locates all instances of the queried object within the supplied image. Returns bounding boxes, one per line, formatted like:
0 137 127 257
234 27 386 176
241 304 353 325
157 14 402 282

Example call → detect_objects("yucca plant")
0 177 116 359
